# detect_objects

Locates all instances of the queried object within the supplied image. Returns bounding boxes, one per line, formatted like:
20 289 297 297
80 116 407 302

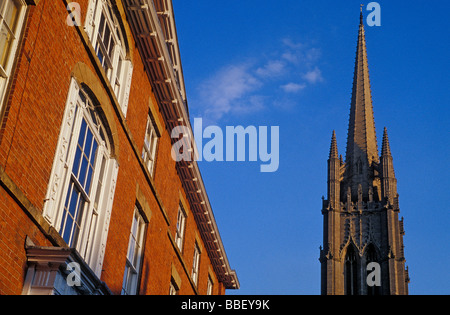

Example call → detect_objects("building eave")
124 0 239 290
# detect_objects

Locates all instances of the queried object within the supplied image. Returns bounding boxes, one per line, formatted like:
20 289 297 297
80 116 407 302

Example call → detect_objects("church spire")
345 9 379 166
321 7 409 296
329 130 338 159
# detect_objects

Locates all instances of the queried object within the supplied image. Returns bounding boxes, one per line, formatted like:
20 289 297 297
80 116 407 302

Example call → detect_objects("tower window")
345 245 358 295
366 244 380 295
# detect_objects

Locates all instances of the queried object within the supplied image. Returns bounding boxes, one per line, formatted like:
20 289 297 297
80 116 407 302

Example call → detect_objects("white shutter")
120 60 133 117
93 159 119 278
84 0 97 41
43 79 80 225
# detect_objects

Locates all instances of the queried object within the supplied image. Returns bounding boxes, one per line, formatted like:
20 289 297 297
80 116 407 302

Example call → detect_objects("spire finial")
360 4 364 25
329 130 338 159
381 127 392 156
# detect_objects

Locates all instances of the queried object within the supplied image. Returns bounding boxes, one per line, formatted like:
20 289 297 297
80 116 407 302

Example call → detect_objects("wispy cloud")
193 38 324 122
198 64 262 121
303 67 324 84
281 82 307 93
255 60 286 78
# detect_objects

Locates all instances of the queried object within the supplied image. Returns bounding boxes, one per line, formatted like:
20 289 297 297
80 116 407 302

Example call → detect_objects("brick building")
0 0 239 295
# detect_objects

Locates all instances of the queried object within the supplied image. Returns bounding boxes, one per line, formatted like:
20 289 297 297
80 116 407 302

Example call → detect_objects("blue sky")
172 0 450 295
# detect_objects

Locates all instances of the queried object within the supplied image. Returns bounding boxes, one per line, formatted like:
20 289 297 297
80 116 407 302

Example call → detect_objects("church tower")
319 10 410 295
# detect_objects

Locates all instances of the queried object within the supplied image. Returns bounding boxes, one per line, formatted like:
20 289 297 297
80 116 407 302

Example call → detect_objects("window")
122 206 146 295
43 79 119 277
344 245 359 295
85 0 133 115
207 275 213 295
174 204 186 252
366 244 380 295
0 0 26 109
169 278 179 295
191 243 201 286
141 113 159 176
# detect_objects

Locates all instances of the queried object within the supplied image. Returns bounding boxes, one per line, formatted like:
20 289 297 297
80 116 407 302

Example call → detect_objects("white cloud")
303 67 324 84
282 38 304 49
281 82 306 93
256 60 285 78
281 51 299 64
198 64 262 121
192 39 324 122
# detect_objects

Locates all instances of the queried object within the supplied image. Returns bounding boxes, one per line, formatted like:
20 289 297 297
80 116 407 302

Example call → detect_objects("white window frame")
43 78 119 278
0 0 26 110
169 278 179 295
207 275 213 295
85 0 133 116
121 205 146 295
191 242 201 286
174 204 186 252
141 113 159 176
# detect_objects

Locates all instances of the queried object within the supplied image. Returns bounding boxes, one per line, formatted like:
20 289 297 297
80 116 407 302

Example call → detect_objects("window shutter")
84 0 97 41
120 60 133 117
43 79 80 225
93 159 119 278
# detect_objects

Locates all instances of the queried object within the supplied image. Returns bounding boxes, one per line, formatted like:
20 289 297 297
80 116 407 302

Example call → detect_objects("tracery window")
366 244 380 295
345 245 358 295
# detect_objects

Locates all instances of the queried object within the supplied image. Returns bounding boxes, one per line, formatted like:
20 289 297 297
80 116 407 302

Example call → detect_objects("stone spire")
345 10 379 166
329 130 338 159
380 127 397 201
321 9 409 296
327 130 341 209
381 127 392 157
344 10 379 200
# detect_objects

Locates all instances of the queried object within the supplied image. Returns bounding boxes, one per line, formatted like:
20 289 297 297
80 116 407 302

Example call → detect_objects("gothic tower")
319 11 410 295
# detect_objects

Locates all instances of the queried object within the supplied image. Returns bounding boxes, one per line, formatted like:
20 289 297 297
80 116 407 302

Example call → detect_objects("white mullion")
78 143 103 259
2 18 15 38
79 106 107 262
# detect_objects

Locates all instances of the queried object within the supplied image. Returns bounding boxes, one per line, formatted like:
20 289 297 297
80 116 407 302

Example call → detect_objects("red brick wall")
0 0 223 295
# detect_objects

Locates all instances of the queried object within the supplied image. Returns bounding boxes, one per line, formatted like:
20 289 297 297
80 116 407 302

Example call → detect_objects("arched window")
366 244 380 295
43 78 119 277
85 0 133 116
344 245 359 295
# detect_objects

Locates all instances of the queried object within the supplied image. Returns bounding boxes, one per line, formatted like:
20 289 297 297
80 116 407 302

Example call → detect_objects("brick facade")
0 0 238 295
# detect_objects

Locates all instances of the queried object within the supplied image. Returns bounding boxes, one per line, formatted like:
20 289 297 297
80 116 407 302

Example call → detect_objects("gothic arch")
344 242 359 295
364 243 381 295
363 242 381 261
